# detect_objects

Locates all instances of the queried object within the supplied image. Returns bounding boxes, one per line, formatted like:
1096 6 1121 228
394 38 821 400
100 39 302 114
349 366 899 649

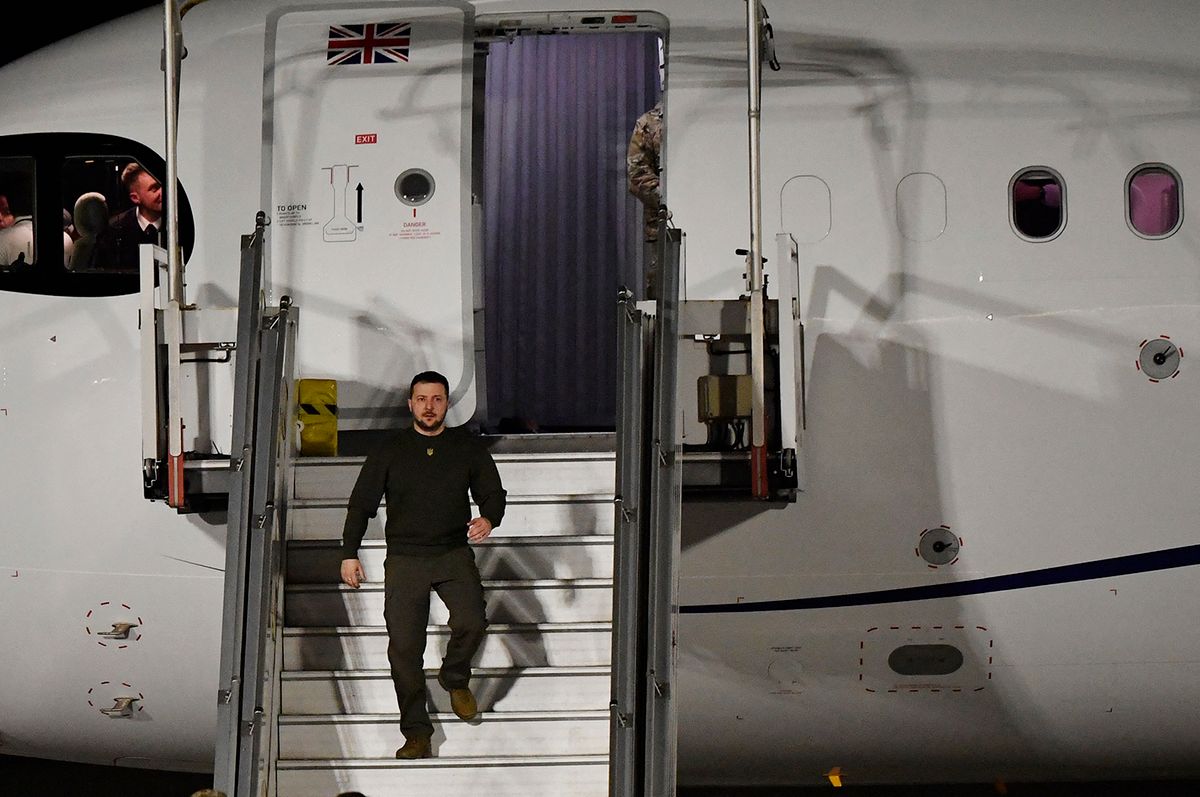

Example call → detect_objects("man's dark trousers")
384 546 487 740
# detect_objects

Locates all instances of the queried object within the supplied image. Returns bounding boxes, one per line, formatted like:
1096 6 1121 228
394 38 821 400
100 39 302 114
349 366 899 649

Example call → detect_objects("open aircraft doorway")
474 15 665 433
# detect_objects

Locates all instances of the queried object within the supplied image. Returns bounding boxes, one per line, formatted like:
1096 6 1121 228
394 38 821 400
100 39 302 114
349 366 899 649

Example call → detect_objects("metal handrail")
644 225 683 797
745 1 769 498
610 219 683 797
162 0 184 304
214 214 295 797
610 287 650 796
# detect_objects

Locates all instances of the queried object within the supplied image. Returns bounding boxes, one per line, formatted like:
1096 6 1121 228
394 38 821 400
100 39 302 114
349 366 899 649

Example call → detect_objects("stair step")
273 442 616 792
285 579 613 626
281 666 611 714
278 710 609 759
288 496 615 540
275 754 609 797
293 453 615 501
284 623 612 670
287 535 615 583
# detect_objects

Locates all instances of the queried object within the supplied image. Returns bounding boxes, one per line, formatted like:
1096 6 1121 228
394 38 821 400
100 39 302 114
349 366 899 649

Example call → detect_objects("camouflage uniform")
627 101 664 298
627 101 664 242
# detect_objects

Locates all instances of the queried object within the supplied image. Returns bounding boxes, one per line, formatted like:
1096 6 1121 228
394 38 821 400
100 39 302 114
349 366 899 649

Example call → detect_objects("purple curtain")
482 33 660 430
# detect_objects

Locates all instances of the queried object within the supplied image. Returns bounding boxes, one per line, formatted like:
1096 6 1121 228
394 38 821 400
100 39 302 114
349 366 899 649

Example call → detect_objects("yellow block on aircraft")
298 379 338 456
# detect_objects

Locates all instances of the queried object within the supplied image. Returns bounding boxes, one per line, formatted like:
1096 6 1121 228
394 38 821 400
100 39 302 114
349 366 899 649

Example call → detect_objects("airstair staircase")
273 439 617 795
197 216 686 797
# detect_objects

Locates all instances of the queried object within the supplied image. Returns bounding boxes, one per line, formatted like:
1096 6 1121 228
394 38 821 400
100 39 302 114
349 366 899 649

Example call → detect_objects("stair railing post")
645 224 683 797
235 297 294 795
214 216 269 795
611 288 651 796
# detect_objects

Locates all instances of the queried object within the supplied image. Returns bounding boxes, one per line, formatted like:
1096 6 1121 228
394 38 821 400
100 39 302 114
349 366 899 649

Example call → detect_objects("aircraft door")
265 3 474 427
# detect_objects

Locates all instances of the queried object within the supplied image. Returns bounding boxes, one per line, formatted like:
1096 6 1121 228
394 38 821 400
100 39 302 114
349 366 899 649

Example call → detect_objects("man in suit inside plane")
110 161 163 269
339 371 506 760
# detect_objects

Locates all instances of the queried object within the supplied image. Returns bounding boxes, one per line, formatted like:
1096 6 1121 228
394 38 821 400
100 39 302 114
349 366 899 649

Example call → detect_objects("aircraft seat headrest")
73 192 110 237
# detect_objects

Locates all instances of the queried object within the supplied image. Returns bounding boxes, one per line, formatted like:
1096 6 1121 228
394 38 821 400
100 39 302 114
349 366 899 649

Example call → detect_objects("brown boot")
395 735 432 759
447 686 478 721
439 674 479 721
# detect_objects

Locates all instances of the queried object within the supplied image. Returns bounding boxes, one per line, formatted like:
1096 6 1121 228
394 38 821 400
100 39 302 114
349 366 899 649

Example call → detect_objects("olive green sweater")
341 427 506 559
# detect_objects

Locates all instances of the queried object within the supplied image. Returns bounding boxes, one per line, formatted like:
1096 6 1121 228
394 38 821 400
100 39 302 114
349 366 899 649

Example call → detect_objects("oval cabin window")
0 133 194 298
1010 167 1065 241
1127 164 1182 238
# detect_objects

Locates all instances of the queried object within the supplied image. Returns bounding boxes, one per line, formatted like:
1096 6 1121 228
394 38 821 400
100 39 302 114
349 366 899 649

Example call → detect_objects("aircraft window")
0 157 37 270
63 156 166 273
0 133 194 297
1010 167 1066 241
1127 164 1182 238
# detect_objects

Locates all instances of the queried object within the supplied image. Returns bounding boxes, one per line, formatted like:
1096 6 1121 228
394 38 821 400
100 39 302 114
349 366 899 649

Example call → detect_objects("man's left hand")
467 516 493 543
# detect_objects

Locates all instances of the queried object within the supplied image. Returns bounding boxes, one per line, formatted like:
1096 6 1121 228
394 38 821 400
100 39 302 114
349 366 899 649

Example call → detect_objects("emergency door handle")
101 697 138 717
98 622 139 639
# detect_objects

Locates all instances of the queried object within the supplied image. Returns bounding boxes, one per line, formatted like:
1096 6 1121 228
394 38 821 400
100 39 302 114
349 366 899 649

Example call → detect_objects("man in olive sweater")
340 371 506 760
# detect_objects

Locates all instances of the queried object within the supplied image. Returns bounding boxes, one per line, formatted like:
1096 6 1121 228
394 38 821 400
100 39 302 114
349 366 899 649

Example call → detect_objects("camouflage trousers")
643 240 659 301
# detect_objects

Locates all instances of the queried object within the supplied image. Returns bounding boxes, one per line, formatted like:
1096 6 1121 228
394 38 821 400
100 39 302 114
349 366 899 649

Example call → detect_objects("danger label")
390 220 441 241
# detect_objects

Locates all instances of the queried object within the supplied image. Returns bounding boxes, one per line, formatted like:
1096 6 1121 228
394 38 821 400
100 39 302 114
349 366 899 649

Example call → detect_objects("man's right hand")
340 558 365 589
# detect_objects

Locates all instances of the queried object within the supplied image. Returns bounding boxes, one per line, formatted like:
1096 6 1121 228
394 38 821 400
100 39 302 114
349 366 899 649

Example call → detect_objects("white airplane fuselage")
2 0 1199 786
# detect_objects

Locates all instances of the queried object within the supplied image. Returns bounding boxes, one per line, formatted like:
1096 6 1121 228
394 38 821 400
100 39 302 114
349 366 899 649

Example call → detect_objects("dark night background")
0 2 160 68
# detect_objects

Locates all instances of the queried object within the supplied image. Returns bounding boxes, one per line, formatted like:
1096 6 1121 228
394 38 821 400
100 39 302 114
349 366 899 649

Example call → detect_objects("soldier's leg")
432 546 488 689
643 239 659 301
383 554 434 739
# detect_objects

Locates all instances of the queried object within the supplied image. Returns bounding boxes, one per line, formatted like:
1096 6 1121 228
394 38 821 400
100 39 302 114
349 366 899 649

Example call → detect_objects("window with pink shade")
1128 165 1181 238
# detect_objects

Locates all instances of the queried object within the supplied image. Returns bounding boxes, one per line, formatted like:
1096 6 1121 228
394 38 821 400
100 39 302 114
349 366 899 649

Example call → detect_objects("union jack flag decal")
327 22 411 65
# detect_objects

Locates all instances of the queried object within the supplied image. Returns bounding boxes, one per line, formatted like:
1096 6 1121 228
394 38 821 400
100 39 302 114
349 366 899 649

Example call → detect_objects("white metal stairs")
273 436 617 796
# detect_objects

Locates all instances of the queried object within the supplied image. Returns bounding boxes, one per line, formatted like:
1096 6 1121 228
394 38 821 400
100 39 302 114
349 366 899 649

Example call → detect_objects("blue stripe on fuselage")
679 543 1200 614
